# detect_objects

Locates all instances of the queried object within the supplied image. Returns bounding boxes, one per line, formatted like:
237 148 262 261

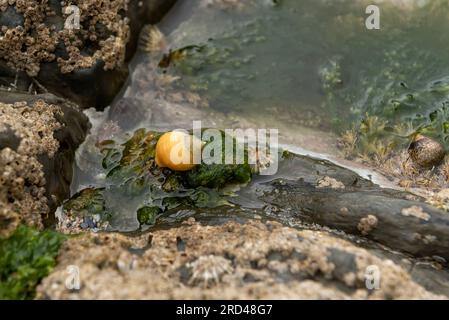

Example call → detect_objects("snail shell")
155 131 202 171
408 134 445 168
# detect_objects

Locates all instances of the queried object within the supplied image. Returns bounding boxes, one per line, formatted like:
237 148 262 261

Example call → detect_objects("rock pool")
3 0 449 300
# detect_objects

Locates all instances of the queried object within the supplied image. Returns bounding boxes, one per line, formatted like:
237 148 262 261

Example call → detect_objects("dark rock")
0 0 177 110
0 6 23 28
327 248 358 282
0 125 20 151
237 153 449 261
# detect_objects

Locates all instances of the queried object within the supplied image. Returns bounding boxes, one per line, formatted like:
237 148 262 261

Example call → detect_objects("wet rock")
247 153 449 261
36 219 444 299
60 127 252 232
0 91 89 237
327 248 358 285
410 262 449 297
107 97 148 130
0 125 20 151
0 5 23 28
0 0 177 109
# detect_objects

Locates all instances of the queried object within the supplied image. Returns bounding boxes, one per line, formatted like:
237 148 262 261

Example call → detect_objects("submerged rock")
0 91 89 237
107 97 148 130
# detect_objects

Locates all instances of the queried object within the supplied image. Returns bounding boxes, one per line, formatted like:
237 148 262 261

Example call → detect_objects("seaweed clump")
0 225 65 300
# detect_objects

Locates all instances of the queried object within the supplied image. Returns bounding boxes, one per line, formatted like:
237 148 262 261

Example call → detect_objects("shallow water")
69 0 449 232
156 0 449 137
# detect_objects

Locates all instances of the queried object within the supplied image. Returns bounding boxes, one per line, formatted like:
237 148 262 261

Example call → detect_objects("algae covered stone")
63 128 253 231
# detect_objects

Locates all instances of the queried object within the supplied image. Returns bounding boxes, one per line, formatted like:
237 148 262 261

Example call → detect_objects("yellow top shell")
155 131 202 171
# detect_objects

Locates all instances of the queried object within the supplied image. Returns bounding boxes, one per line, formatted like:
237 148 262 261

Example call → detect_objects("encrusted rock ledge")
0 92 89 237
36 219 444 299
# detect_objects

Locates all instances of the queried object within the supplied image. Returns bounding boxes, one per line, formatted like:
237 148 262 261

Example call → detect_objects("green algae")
0 225 65 300
64 188 107 217
137 206 161 225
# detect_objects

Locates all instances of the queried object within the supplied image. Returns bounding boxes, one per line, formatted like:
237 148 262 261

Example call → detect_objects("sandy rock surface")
37 219 445 299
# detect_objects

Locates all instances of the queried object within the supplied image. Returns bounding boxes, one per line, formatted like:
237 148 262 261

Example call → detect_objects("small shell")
155 131 202 171
408 134 445 168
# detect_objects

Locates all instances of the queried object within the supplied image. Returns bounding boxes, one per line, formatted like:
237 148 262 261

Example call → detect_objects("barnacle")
0 0 130 76
186 255 233 288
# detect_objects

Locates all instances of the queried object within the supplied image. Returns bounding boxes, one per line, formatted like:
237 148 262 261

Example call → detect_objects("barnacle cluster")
0 100 62 237
0 0 130 76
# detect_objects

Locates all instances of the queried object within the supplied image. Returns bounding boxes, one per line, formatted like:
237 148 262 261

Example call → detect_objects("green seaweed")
137 206 161 226
0 225 65 300
64 188 106 217
325 49 449 157
182 163 252 188
181 129 252 188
